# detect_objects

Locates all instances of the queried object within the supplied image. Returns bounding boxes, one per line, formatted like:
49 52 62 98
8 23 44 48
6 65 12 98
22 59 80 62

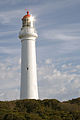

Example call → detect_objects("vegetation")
0 98 80 120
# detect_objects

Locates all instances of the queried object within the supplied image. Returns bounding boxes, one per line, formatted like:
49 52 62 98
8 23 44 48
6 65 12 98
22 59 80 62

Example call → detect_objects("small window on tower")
27 67 29 70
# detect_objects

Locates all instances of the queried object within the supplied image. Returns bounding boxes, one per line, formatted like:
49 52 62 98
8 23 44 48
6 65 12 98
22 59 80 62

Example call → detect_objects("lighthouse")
19 11 38 99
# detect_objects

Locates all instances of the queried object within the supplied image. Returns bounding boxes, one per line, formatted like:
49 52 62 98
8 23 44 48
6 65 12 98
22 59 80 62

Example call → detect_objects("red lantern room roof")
22 11 30 20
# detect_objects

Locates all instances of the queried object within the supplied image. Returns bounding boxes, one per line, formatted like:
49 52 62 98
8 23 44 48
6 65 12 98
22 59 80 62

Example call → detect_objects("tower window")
27 67 29 70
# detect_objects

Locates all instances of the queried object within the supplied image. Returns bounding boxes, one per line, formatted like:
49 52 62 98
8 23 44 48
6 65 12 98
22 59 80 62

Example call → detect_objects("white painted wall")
20 39 38 99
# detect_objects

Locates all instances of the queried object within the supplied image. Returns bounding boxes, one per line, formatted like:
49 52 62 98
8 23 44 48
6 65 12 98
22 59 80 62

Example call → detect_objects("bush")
3 113 25 120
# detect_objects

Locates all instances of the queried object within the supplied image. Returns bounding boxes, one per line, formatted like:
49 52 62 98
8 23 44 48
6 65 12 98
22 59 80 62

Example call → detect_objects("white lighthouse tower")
19 11 38 99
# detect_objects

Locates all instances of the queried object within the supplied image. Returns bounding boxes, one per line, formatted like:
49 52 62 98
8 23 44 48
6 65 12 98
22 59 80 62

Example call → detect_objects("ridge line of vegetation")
0 97 80 120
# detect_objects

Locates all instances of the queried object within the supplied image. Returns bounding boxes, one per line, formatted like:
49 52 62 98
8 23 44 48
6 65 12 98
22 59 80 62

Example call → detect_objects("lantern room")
22 11 35 28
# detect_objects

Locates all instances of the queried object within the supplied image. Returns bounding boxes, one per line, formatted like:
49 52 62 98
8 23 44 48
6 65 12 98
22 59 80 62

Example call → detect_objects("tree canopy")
0 98 80 120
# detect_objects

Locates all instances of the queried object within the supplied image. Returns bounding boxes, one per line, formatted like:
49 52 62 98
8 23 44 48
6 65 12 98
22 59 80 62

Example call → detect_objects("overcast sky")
0 0 80 101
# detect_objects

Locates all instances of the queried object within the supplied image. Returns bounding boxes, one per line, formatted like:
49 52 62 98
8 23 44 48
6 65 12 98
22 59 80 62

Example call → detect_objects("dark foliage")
0 97 80 120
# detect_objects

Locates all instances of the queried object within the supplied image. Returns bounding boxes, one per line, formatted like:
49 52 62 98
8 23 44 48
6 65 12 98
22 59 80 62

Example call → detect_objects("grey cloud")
38 59 80 101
